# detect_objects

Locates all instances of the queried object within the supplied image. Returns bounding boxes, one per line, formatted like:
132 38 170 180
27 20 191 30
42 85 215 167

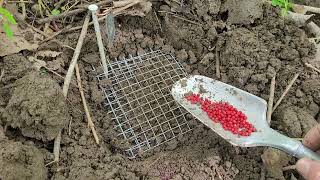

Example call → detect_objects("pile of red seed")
185 93 256 136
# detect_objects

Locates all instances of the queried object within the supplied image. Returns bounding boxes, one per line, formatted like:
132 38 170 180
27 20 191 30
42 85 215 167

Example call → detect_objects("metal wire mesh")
95 49 192 158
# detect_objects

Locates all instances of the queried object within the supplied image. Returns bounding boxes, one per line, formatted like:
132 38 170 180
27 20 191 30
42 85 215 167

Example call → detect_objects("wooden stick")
267 75 276 124
0 69 4 82
47 12 90 166
215 49 221 79
272 73 300 112
75 64 100 144
62 12 90 97
305 63 320 73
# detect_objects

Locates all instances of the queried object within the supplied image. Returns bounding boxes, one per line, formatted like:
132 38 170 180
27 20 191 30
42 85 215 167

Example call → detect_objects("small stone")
172 174 184 180
180 166 186 173
200 53 214 65
257 61 268 69
308 101 319 117
261 148 290 179
141 37 154 49
162 45 174 54
137 47 145 55
176 49 188 62
188 51 198 64
225 161 232 168
296 89 304 98
207 27 218 41
79 136 87 146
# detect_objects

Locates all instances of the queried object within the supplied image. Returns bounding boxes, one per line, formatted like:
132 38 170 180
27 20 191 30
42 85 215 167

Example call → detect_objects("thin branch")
267 75 276 124
75 64 100 144
272 73 300 112
62 12 90 97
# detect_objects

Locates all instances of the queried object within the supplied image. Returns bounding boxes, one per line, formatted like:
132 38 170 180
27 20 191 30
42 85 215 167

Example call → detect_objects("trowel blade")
171 75 270 147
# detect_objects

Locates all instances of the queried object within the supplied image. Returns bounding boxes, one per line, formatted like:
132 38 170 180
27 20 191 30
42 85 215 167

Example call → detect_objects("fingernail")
296 158 311 177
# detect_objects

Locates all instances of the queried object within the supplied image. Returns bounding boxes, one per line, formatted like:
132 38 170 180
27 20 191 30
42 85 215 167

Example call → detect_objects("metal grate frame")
95 49 192 158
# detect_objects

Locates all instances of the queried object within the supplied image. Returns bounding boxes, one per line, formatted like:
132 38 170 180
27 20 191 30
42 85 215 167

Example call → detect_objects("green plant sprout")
271 0 293 16
0 7 17 39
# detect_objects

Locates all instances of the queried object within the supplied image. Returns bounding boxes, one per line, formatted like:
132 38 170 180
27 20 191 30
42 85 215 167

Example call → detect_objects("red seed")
185 93 256 136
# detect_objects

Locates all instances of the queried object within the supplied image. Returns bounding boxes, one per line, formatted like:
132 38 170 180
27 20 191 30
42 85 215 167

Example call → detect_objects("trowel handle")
267 129 320 161
294 143 320 161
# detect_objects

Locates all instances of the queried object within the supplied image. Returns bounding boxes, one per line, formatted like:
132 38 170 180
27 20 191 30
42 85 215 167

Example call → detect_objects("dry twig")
62 13 90 97
158 11 202 26
38 0 112 23
0 69 4 82
267 75 276 124
75 64 100 144
272 73 300 112
305 63 320 74
45 130 62 166
42 66 82 90
282 165 296 171
26 23 74 50
40 25 72 44
215 49 221 79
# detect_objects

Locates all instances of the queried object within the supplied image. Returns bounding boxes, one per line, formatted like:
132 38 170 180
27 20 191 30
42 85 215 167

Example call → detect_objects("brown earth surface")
1 1 320 180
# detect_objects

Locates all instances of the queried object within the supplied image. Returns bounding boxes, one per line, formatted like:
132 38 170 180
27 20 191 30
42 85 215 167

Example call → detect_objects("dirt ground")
1 0 320 180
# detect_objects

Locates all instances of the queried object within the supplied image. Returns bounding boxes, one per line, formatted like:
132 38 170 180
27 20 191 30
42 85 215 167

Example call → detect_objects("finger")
296 158 320 180
303 124 320 151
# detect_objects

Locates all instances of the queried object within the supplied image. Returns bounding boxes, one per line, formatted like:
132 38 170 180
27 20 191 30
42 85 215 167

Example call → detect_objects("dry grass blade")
75 64 100 144
0 69 4 82
272 73 300 112
63 12 90 97
267 75 276 124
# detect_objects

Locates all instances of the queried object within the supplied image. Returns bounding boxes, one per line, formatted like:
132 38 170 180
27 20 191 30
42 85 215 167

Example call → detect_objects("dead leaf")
0 25 39 57
28 56 46 70
36 50 62 58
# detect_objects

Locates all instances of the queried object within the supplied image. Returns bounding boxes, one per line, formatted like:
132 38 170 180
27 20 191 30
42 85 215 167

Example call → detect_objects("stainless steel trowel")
171 75 320 161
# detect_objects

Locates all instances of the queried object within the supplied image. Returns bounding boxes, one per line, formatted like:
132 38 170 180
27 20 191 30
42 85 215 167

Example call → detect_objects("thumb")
296 158 320 180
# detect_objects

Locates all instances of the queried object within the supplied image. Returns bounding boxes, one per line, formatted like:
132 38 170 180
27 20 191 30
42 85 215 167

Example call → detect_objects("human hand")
296 124 320 180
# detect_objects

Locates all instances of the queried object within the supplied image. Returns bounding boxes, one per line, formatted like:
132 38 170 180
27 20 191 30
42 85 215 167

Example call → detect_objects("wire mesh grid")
95 49 192 158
